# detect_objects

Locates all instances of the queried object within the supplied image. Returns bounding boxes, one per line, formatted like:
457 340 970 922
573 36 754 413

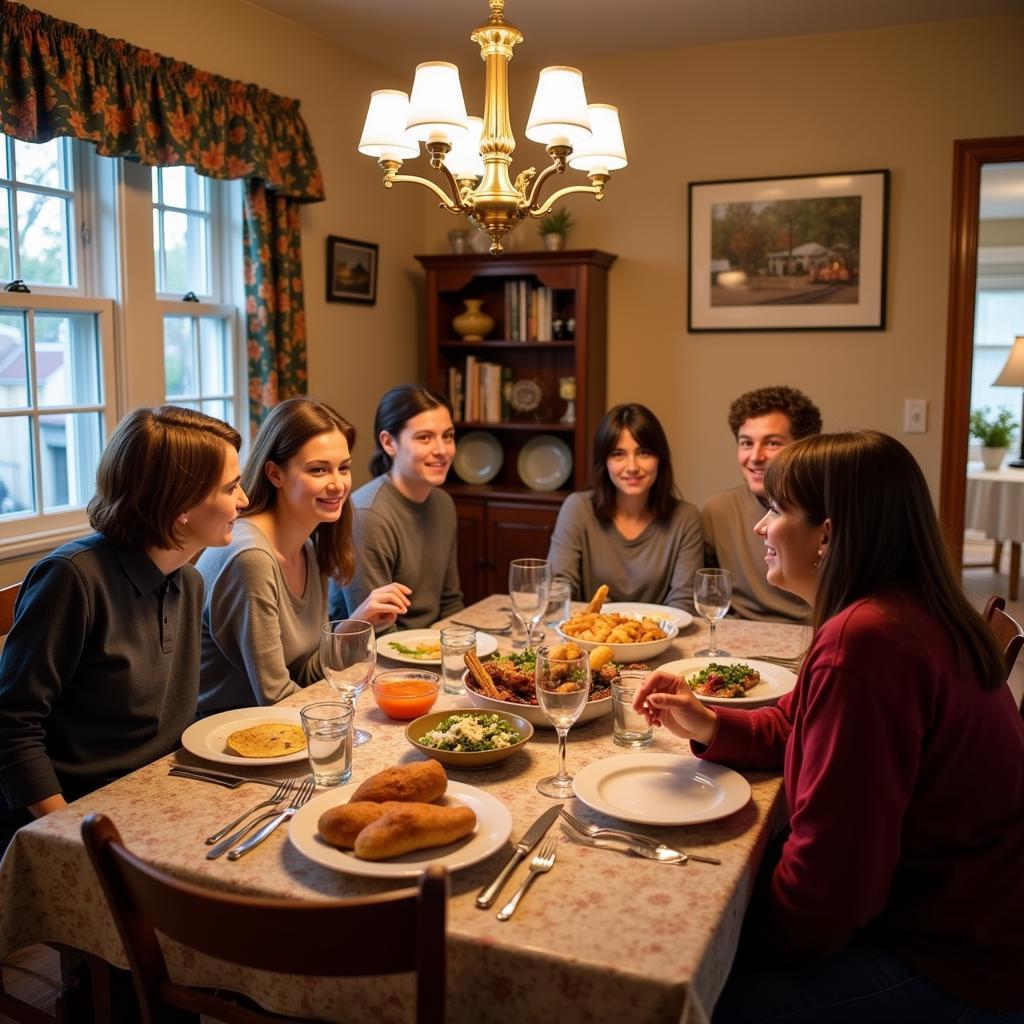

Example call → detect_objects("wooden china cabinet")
416 249 616 604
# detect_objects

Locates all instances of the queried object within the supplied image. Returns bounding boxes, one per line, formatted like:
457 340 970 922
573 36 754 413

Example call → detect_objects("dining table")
0 595 809 1024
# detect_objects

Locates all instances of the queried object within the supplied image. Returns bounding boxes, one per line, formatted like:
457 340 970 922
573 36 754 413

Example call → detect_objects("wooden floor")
0 944 61 1021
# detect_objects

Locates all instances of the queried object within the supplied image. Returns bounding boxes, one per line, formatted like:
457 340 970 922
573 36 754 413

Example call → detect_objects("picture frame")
688 169 889 332
327 235 377 304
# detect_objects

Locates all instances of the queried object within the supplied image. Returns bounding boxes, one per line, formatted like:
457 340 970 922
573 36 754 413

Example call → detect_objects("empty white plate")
453 430 504 484
572 752 751 825
517 434 573 491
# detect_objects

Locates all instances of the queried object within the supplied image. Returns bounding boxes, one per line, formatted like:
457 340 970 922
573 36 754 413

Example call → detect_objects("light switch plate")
904 399 927 433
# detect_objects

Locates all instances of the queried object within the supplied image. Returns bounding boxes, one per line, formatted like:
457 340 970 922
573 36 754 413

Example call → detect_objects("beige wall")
427 15 1024 505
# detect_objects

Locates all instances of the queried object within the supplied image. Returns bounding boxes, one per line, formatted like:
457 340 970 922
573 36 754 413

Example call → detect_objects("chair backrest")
81 813 447 1024
0 582 21 636
983 596 1024 714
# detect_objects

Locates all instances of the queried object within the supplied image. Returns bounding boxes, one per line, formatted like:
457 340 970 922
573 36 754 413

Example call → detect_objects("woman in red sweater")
635 431 1024 1023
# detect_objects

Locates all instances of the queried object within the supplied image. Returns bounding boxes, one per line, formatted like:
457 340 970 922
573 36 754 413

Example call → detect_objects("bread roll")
354 802 476 860
317 802 393 849
350 759 447 804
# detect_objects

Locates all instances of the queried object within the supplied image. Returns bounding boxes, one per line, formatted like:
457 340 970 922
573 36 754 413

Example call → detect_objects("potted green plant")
537 207 574 251
969 406 1018 469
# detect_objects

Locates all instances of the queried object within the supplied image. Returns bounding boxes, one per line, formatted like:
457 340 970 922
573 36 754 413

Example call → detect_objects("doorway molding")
939 136 1024 563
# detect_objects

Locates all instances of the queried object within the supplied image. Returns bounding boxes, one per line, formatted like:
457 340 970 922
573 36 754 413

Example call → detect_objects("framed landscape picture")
327 236 377 304
688 169 889 331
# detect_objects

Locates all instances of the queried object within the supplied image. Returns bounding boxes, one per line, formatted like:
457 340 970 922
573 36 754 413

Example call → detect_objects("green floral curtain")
0 0 324 432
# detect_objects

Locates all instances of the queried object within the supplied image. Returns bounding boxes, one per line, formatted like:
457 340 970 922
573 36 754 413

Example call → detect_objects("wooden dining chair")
81 813 448 1024
0 581 21 636
982 596 1024 715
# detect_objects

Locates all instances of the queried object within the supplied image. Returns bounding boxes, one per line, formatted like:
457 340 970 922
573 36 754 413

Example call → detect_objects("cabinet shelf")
439 340 577 349
455 420 574 432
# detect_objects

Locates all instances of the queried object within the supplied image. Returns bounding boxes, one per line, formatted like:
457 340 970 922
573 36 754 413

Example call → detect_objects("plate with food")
602 602 694 631
406 709 533 769
288 760 512 877
378 629 498 665
181 706 308 766
462 644 637 727
572 753 751 825
557 609 678 661
657 657 798 707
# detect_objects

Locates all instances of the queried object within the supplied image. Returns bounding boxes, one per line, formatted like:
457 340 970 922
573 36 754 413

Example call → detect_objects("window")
152 165 211 297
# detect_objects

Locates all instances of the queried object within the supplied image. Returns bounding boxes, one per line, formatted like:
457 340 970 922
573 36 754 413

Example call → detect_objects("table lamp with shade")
993 335 1024 468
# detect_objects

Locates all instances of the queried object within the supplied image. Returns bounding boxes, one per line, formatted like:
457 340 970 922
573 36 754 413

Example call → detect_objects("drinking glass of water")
694 568 731 656
509 558 552 649
535 644 591 798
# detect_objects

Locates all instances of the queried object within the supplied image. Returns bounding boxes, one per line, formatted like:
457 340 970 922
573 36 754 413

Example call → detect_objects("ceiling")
245 0 1024 72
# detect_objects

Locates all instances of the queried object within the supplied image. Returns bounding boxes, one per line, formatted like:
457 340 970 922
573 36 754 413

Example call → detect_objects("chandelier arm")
521 160 564 211
435 160 470 212
382 169 464 213
530 182 604 219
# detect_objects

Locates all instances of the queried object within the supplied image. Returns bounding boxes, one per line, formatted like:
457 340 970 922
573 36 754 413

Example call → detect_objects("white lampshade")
567 103 627 173
357 90 419 161
525 66 592 148
446 115 484 179
993 336 1024 387
405 61 469 144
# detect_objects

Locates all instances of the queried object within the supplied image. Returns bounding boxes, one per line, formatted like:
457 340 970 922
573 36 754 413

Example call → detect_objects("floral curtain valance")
0 1 324 200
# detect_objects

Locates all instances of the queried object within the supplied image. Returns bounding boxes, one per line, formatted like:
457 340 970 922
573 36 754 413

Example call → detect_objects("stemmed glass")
509 558 552 650
694 568 732 656
534 644 591 798
319 619 376 746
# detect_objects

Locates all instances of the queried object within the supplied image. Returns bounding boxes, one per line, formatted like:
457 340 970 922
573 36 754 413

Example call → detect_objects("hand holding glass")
694 568 731 656
320 619 375 746
535 644 591 798
509 558 552 649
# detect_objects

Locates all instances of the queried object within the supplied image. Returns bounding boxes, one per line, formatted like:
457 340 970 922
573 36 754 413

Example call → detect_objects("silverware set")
168 765 285 789
496 837 557 921
448 617 515 635
205 778 296 852
227 777 317 860
559 809 721 865
743 653 805 672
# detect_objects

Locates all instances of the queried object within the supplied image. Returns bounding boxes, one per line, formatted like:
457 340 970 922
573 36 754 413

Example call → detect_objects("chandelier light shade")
357 90 420 161
358 0 626 254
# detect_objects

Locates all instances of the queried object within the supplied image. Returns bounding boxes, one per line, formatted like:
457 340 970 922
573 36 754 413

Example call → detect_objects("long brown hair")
591 403 678 524
88 405 241 550
241 398 357 583
764 430 1004 690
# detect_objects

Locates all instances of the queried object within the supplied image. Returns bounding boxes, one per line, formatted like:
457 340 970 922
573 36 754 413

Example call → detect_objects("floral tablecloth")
0 596 809 1023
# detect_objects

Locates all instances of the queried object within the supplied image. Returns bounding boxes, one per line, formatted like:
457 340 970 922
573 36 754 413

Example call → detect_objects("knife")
476 803 562 908
167 765 285 789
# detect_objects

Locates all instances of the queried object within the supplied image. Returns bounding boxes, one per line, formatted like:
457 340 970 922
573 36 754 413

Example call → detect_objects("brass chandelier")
358 0 627 255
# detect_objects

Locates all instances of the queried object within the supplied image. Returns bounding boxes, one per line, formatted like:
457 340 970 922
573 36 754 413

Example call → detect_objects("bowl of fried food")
405 709 533 769
461 644 626 727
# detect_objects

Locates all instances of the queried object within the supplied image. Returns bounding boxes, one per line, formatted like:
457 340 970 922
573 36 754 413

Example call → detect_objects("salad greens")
418 713 520 752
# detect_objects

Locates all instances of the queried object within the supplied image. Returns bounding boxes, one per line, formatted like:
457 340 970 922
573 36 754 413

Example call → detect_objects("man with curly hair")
702 386 822 622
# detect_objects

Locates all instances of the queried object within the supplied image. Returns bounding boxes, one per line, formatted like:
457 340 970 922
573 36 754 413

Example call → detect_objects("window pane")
13 139 67 190
35 312 102 407
40 411 102 512
151 168 160 204
201 398 233 426
0 313 30 409
164 316 196 398
161 166 188 209
0 140 8 179
162 210 209 295
152 207 163 291
0 415 36 516
17 192 72 286
0 189 13 286
199 318 231 394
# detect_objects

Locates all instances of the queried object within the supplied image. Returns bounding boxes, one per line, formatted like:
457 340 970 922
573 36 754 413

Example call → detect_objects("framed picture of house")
327 236 377 304
688 170 889 331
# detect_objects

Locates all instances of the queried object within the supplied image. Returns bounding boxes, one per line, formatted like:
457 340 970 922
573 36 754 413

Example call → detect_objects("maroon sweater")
700 593 1024 1010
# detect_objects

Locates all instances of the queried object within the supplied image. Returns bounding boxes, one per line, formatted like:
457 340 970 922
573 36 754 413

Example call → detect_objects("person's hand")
632 670 719 746
28 794 67 819
351 583 412 628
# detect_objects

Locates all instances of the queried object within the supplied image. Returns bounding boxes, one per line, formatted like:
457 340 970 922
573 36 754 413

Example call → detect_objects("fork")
742 653 804 671
449 617 514 636
205 779 296 845
560 810 722 865
226 777 317 860
496 836 557 921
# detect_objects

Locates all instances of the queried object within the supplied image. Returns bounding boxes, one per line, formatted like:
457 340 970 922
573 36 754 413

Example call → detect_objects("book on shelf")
502 280 556 341
462 356 504 423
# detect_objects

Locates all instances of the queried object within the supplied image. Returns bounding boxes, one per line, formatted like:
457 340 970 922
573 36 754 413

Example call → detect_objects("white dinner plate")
377 629 498 665
602 602 694 631
657 656 798 708
288 780 513 877
180 706 308 767
572 753 751 826
517 434 573 491
453 430 504 485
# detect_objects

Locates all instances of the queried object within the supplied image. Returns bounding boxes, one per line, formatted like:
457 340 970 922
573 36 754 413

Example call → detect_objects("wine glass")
534 644 591 798
319 619 376 746
694 568 732 657
509 558 552 649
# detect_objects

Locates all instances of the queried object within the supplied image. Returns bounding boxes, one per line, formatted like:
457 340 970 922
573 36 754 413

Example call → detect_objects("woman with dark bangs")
546 403 703 611
0 406 245 853
197 398 407 713
635 431 1024 1023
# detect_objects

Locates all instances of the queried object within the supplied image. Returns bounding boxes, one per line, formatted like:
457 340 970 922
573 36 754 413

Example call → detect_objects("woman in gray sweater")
547 403 703 612
197 398 408 712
